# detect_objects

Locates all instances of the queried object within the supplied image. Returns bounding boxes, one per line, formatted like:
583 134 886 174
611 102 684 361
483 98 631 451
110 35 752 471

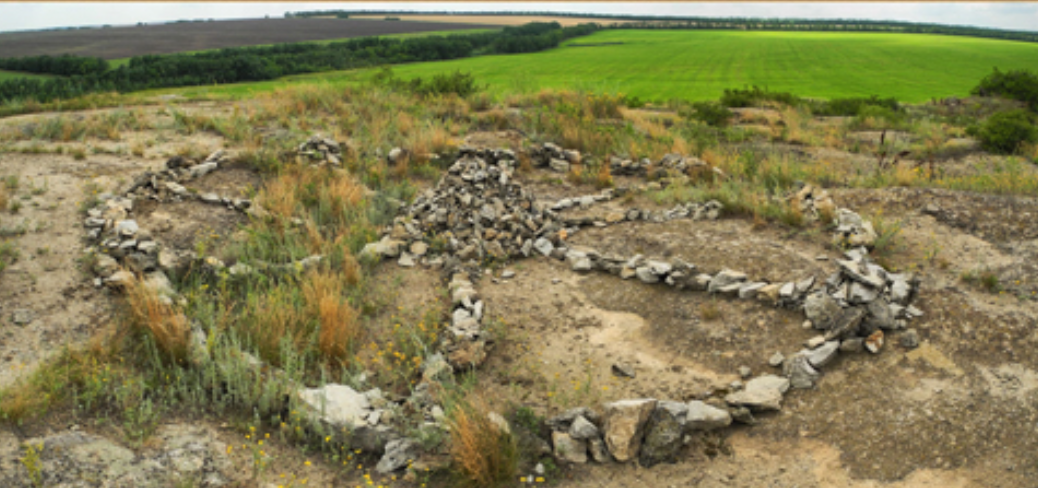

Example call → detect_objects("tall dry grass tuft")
595 161 614 189
0 185 7 211
303 271 361 366
124 277 191 365
447 393 518 488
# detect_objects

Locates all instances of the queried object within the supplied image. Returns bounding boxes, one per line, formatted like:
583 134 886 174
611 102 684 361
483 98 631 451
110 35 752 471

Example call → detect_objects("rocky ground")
0 103 1036 488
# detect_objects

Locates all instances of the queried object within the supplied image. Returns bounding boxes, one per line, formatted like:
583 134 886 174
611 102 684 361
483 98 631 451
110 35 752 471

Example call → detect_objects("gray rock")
745 375 791 394
549 159 571 173
533 237 554 257
864 299 895 331
806 336 826 349
398 252 416 268
725 387 782 412
501 270 516 279
804 292 842 330
569 416 600 440
784 354 820 389
738 282 767 299
189 162 218 179
738 366 752 378
115 219 139 237
708 269 747 293
567 251 592 272
93 253 120 277
547 407 601 431
804 341 840 368
901 329 920 349
297 384 372 430
552 431 587 464
848 282 880 304
729 406 756 425
410 241 428 257
376 439 419 474
837 259 886 288
647 260 672 276
639 406 683 467
634 266 659 284
839 338 865 353
588 437 611 463
685 401 731 430
612 363 636 378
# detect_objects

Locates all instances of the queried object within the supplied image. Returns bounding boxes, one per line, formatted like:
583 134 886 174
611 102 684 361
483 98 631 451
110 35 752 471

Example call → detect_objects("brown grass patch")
304 271 361 366
125 277 191 365
447 393 518 488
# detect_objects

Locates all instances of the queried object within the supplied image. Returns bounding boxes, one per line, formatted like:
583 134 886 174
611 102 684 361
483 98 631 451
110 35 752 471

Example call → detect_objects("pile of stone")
544 394 744 468
296 383 402 458
82 195 175 295
123 150 252 212
786 247 922 388
362 147 566 266
832 208 878 248
792 184 837 222
296 134 345 167
444 271 491 369
528 142 581 173
610 153 723 180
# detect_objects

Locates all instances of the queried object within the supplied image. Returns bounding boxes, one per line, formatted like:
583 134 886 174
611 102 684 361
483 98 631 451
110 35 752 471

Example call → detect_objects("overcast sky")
2 3 1037 34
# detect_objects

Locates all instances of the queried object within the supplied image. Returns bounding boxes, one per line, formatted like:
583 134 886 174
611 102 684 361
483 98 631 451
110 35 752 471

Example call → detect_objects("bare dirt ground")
1 105 1037 487
0 18 498 59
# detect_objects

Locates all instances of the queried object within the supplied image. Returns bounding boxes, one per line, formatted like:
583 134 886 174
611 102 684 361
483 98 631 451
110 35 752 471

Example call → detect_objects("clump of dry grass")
595 160 614 189
124 277 191 365
447 393 519 488
700 300 721 321
303 271 361 366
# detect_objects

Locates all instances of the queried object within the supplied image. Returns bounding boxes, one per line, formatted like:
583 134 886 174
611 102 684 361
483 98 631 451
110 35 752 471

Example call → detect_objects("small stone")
768 352 785 367
805 341 840 368
11 309 33 326
685 401 732 430
410 241 428 257
839 338 865 353
398 253 416 268
569 416 600 440
612 363 636 378
738 366 752 378
635 266 659 283
901 329 920 349
725 387 782 412
501 270 516 279
806 336 826 349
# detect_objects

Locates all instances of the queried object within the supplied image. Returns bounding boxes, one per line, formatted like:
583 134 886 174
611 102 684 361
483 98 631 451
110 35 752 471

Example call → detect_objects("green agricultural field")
376 30 1038 102
0 69 53 81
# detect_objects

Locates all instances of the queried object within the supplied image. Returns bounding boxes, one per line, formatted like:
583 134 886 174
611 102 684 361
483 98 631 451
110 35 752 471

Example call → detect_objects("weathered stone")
848 282 880 304
611 363 636 378
769 352 785 367
837 259 886 288
410 241 428 257
569 416 600 440
104 270 135 289
685 401 731 430
93 253 120 277
588 437 611 463
805 341 840 368
298 384 371 430
189 162 218 179
725 387 782 412
804 292 842 330
552 431 587 464
533 237 554 257
447 339 488 369
602 399 657 462
746 375 791 394
376 439 419 474
839 338 865 353
708 269 747 293
784 354 820 389
737 282 767 299
635 266 659 283
398 252 416 268
115 219 139 237
639 406 683 468
901 329 920 349
11 309 33 326
738 366 752 378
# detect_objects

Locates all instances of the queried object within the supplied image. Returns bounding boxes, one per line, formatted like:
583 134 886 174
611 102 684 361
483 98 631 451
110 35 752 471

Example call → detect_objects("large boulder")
602 399 657 462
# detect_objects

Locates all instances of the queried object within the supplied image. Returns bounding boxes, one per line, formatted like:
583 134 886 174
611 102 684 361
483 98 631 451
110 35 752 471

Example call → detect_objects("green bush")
815 95 900 116
972 68 1038 111
720 85 801 108
691 101 733 127
968 109 1038 154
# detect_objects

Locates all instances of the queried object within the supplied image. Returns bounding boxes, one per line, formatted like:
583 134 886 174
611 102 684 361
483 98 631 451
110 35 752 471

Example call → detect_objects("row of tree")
311 11 1038 44
0 54 109 77
0 22 598 104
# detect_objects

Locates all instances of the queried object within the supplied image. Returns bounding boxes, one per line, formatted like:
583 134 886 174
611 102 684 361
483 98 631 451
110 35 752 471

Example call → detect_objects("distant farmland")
0 18 499 60
383 29 1038 103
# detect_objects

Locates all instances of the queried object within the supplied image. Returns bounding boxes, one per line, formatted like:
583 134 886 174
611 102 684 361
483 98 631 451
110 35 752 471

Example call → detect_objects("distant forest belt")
566 42 625 47
0 18 498 59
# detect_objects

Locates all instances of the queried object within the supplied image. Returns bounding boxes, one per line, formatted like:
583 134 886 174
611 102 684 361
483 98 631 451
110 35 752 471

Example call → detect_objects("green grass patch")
382 30 1038 103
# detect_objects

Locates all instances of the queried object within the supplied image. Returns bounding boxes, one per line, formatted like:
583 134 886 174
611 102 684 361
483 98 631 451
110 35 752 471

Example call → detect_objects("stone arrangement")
296 134 346 168
609 152 724 180
79 138 928 478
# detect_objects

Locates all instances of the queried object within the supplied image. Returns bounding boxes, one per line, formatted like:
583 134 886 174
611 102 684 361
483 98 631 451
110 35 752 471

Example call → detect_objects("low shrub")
972 68 1038 111
815 95 900 116
968 109 1038 155
691 101 733 127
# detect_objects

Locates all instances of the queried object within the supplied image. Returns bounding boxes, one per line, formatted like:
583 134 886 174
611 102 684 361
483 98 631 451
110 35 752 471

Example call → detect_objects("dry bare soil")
0 18 498 59
0 101 1036 487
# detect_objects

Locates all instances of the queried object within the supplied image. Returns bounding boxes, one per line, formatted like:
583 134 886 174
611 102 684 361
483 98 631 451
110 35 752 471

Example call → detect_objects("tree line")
0 22 598 104
311 10 1038 44
0 54 109 77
